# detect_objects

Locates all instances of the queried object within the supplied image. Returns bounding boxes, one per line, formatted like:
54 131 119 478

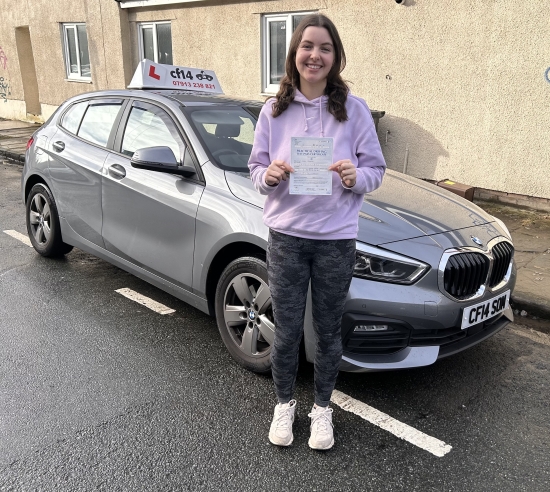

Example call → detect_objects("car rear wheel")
215 257 274 374
26 183 73 257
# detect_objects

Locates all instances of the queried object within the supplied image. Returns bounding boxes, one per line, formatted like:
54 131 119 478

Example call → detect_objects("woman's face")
295 26 335 90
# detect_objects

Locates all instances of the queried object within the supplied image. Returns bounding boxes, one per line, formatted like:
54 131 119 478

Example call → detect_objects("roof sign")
128 59 223 94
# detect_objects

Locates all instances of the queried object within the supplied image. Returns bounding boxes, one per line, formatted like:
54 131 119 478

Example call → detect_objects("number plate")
461 290 510 329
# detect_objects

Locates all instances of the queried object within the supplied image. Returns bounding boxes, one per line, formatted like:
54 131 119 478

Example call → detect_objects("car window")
61 101 88 134
185 107 257 172
78 103 122 147
121 103 182 161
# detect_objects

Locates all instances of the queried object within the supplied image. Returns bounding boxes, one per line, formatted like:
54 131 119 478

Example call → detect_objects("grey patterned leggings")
267 229 356 407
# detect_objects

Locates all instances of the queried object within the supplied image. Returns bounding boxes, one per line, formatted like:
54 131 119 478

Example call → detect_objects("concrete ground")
0 118 40 163
1 119 548 324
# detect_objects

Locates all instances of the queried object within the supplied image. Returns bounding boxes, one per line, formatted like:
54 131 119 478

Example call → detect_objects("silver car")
21 88 516 373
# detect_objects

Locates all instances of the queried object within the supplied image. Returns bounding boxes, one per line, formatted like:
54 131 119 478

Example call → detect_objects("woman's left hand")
329 160 356 188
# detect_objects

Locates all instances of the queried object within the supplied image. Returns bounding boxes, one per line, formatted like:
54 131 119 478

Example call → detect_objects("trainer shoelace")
308 407 333 432
274 400 296 429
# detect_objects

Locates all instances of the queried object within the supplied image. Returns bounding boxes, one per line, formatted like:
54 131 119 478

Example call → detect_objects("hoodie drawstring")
300 99 324 136
319 99 324 137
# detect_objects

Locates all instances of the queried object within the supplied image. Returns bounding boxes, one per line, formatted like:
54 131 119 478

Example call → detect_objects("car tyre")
26 183 73 257
215 257 274 374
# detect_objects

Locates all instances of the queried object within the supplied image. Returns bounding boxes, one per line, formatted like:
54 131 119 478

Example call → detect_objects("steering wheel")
212 149 240 158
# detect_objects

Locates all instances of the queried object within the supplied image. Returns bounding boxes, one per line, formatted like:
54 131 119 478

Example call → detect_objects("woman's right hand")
264 160 294 186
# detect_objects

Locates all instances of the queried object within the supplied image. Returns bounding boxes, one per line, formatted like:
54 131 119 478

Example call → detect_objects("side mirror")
131 146 196 177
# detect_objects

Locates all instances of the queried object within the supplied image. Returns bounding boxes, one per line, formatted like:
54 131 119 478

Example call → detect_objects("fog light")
354 324 389 332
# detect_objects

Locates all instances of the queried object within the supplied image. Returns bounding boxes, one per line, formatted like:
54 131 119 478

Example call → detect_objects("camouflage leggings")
267 229 356 407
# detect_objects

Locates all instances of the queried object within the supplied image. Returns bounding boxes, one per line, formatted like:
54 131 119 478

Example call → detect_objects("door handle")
108 164 126 179
52 141 65 152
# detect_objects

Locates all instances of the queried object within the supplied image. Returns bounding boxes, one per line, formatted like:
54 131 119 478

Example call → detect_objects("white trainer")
268 400 297 446
308 405 334 450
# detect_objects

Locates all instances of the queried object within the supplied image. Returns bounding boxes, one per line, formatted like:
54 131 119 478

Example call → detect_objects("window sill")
65 78 93 84
260 92 276 97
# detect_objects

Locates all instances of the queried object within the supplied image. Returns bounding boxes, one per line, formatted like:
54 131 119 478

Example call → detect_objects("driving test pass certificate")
289 137 333 195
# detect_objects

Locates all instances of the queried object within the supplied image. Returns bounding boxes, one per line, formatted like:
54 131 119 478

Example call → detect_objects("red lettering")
149 65 161 80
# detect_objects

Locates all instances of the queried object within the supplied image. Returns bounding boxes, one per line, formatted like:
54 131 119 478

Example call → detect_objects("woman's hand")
329 159 356 188
265 160 294 186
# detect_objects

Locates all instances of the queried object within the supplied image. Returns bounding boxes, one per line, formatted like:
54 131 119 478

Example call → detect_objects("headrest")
215 124 240 138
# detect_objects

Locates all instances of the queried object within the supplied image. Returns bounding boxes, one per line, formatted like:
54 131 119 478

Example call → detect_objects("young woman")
248 13 386 450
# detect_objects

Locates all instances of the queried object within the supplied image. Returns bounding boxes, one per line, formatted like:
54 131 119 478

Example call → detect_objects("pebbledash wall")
0 0 549 203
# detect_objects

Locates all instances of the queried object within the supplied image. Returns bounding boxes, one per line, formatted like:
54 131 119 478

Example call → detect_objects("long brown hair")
271 13 349 122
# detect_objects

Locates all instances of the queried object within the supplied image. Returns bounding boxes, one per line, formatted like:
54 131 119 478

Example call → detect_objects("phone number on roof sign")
173 80 217 90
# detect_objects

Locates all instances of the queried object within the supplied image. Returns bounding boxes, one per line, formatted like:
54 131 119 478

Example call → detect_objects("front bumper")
326 259 517 372
338 306 513 372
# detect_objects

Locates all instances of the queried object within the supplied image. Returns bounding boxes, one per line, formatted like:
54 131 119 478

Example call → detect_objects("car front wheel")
215 257 274 374
26 183 73 257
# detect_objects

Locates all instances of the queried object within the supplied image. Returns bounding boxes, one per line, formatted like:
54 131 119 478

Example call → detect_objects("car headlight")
354 242 430 284
491 215 512 240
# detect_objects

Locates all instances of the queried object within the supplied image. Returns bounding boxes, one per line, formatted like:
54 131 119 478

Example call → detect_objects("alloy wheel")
28 193 51 246
222 272 274 358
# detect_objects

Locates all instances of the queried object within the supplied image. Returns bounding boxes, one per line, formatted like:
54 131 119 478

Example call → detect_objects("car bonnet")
358 170 495 245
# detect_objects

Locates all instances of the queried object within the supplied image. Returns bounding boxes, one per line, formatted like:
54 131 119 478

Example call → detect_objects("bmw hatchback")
22 61 516 373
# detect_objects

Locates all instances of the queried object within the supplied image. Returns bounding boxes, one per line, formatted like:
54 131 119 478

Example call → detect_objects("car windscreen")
183 106 258 173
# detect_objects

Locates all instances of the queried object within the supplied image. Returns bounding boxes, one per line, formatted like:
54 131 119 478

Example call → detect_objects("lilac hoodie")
248 90 386 240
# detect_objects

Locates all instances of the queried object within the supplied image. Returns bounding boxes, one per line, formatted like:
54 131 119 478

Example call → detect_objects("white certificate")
289 137 333 195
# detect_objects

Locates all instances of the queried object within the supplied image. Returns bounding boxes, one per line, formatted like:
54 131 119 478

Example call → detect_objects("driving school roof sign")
128 59 223 94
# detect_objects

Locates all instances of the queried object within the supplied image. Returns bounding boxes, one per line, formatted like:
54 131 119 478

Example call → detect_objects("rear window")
183 106 257 173
78 103 122 147
61 101 88 134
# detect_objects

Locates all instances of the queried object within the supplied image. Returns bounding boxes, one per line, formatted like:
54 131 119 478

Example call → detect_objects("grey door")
48 98 124 247
101 100 203 291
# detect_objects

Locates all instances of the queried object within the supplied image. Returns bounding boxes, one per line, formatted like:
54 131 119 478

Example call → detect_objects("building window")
138 22 173 65
262 12 314 93
62 23 91 80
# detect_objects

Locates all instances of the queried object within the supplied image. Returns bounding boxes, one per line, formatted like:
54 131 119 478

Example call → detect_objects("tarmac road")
1 162 549 491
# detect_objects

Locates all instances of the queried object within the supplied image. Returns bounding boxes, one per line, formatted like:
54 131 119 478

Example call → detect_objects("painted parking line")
115 288 176 315
331 389 452 457
3 230 33 247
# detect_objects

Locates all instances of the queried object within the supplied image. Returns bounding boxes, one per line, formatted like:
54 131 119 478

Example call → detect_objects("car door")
101 99 203 291
48 98 125 247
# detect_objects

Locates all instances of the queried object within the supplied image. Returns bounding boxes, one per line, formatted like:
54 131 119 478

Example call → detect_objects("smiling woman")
294 26 335 99
248 13 386 450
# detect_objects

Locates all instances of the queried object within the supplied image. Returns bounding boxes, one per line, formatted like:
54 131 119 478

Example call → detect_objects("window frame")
137 21 173 64
261 11 316 94
62 23 91 81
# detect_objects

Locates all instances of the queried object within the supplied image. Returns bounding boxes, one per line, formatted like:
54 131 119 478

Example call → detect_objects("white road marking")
331 389 452 457
3 230 33 247
115 288 176 315
510 328 550 347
